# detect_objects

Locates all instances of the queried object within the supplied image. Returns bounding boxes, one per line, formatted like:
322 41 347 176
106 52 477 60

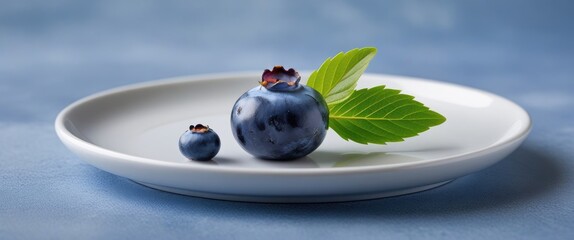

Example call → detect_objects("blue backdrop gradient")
1 1 573 239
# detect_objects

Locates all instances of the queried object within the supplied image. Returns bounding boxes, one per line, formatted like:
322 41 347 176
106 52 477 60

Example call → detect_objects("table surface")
2 1 573 239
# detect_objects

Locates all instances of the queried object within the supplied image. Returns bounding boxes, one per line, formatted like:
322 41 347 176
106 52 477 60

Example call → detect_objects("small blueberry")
179 124 221 161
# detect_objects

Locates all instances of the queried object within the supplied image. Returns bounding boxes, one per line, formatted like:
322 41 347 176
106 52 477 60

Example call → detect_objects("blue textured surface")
1 1 573 239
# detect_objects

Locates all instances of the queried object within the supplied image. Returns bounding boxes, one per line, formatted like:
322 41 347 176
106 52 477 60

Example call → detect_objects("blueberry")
179 124 221 161
230 66 329 160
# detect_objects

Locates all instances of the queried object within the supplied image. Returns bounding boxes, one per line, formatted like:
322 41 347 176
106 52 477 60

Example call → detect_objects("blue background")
1 0 573 239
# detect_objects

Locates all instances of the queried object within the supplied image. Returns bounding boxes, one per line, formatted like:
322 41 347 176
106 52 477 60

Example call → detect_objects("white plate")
55 73 531 203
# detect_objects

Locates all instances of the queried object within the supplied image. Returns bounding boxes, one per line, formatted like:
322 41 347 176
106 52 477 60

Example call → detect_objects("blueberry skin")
230 85 329 160
179 129 221 161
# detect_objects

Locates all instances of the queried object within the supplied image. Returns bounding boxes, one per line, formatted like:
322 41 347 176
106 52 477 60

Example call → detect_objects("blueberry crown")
260 66 301 91
189 124 210 133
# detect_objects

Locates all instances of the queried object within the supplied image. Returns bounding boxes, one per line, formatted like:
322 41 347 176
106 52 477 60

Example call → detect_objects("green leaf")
328 86 446 144
306 47 377 105
306 46 447 145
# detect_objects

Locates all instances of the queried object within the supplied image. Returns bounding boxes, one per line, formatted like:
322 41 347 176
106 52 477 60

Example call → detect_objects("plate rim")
55 72 532 176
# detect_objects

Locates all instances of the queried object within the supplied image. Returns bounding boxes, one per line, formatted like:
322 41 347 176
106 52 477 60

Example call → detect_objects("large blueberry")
230 66 329 160
179 124 221 161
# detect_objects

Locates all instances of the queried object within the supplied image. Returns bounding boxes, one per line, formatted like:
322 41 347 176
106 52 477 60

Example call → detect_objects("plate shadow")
81 143 564 218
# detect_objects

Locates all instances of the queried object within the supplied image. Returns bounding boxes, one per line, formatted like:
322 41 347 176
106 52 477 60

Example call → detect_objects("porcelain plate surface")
55 73 531 203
